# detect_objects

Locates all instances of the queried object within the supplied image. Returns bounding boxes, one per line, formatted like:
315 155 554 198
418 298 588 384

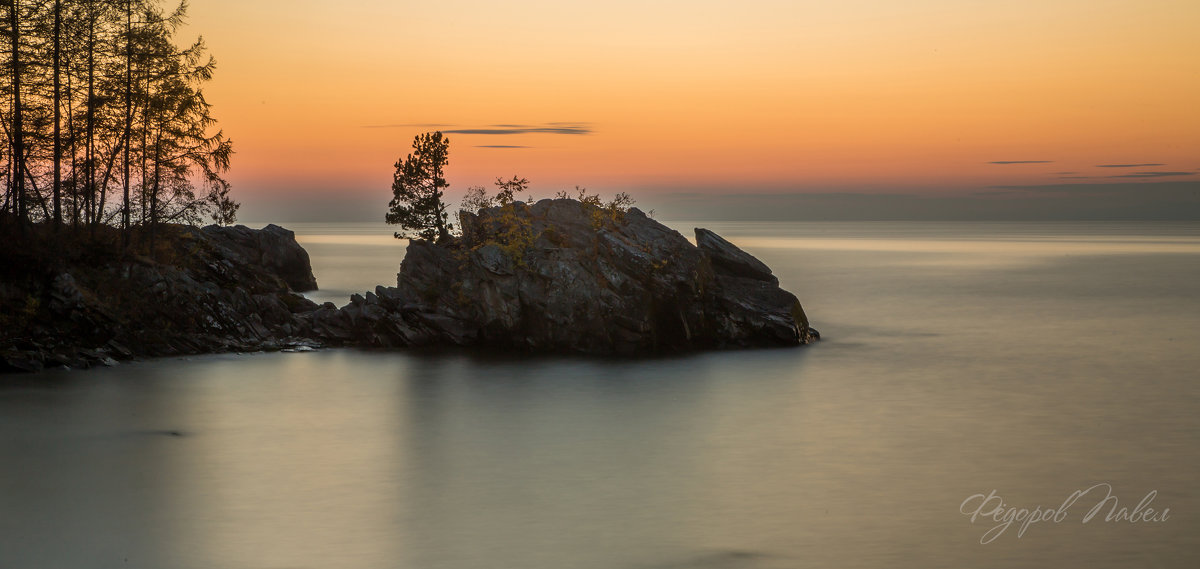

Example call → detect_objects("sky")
183 0 1200 221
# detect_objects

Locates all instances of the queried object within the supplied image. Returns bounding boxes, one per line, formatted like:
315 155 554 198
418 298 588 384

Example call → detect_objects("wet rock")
1 351 44 373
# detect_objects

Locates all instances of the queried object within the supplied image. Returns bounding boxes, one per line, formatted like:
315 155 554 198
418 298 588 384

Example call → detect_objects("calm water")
2 221 1199 568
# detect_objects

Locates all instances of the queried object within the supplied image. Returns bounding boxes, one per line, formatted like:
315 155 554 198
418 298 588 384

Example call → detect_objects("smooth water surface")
2 221 1198 568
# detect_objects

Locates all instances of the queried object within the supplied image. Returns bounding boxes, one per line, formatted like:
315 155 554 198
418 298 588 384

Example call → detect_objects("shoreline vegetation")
1 1 238 241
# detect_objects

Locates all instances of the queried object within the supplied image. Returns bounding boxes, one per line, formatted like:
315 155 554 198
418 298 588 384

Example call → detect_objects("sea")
2 220 1198 569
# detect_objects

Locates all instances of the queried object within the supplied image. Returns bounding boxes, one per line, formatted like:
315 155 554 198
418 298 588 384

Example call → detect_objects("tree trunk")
120 0 134 242
7 0 27 226
85 8 96 228
149 127 161 250
140 73 149 226
65 41 79 228
52 0 63 228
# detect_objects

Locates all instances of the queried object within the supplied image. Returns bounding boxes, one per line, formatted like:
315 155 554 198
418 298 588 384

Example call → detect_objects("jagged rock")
48 273 86 312
199 223 318 292
695 228 777 283
1 350 44 372
310 304 354 344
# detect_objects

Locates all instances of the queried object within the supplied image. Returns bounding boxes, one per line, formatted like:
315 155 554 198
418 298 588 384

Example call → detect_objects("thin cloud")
359 122 593 135
988 160 1054 165
1052 171 1078 175
1097 163 1166 168
444 123 592 135
1108 171 1195 179
986 181 1197 193
475 145 532 149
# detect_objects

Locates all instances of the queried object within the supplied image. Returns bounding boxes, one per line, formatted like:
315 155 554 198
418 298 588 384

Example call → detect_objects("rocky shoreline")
1 199 818 372
1 224 323 372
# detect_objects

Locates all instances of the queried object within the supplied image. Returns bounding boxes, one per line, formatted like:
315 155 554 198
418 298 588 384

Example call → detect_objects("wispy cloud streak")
1108 171 1195 179
362 122 593 135
445 124 591 135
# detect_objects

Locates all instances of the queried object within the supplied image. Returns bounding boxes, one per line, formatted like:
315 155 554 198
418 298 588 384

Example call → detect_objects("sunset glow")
185 0 1199 217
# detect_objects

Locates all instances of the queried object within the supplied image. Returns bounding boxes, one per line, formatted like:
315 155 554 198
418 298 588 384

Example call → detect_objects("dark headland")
1 199 818 372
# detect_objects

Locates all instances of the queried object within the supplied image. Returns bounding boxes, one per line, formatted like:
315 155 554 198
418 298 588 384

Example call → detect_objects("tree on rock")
387 131 452 242
493 175 528 205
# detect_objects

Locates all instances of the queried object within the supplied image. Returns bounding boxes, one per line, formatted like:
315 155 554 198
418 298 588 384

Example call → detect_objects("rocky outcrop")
200 223 318 292
322 198 818 354
1 224 321 372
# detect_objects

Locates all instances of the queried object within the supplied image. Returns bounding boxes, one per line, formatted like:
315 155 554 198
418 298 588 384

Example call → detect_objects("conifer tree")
386 131 451 242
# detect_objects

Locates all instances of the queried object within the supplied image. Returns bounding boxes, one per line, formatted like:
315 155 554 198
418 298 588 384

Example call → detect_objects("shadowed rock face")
695 228 777 283
323 198 818 354
1 224 321 372
200 223 318 292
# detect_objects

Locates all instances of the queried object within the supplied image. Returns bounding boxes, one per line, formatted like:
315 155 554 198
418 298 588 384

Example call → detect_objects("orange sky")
184 0 1199 217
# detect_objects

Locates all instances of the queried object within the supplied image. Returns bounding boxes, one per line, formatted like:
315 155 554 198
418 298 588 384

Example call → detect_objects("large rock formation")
1 224 320 372
320 198 818 354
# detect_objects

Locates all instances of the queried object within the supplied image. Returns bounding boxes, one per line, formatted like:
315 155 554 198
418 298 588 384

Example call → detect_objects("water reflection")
2 222 1199 568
